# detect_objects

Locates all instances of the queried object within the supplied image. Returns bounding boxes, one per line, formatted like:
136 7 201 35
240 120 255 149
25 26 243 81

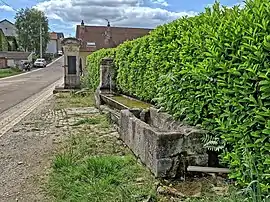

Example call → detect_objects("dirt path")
0 96 67 202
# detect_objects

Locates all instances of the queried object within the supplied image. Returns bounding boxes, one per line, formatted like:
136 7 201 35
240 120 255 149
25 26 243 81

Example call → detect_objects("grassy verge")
54 92 95 109
0 67 22 78
47 92 249 202
48 107 157 201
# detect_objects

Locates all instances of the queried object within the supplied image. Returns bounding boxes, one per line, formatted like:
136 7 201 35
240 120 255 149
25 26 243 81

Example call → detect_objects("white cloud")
35 0 196 29
151 0 169 7
0 5 15 12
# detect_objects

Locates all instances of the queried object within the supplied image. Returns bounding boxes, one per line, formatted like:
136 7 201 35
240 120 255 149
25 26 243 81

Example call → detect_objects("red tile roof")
76 25 152 52
50 32 58 40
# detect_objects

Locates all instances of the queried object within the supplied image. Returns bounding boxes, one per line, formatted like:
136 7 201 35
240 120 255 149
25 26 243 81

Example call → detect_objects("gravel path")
0 96 70 202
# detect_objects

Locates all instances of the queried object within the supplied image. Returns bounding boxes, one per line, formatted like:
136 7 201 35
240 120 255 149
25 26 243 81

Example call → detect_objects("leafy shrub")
86 0 270 192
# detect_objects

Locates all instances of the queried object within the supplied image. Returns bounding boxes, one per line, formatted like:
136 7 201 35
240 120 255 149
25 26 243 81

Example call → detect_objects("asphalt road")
0 57 63 114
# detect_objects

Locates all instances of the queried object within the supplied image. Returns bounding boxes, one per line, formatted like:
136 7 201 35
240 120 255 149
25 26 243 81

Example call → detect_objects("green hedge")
86 0 270 191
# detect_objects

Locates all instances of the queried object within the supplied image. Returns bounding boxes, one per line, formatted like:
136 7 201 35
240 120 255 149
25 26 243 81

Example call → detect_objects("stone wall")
119 107 208 178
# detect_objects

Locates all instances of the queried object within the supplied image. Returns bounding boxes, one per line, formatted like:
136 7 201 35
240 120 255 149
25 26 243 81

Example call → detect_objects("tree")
15 8 50 55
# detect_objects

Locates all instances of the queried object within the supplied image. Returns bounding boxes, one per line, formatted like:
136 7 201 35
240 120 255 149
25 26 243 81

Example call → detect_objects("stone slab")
65 107 99 115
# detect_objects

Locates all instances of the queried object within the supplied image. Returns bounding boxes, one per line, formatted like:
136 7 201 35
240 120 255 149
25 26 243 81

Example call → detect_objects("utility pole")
40 22 42 58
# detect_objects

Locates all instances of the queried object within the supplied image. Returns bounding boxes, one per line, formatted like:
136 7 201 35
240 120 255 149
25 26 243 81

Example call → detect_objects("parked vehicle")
34 58 47 68
58 50 63 56
20 60 32 71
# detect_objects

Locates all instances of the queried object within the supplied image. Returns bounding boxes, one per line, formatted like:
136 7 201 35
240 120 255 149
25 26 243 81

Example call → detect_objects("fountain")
95 58 208 178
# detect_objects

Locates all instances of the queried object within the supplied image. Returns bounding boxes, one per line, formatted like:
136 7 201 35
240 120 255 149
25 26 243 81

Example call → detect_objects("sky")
0 0 244 37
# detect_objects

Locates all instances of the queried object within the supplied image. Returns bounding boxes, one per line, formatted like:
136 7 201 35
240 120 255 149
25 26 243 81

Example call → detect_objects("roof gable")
0 19 14 26
0 19 17 37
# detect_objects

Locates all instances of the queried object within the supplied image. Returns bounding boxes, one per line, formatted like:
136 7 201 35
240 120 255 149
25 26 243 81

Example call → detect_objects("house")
0 19 19 51
0 51 33 68
76 20 152 71
0 19 17 37
46 32 64 54
0 29 9 51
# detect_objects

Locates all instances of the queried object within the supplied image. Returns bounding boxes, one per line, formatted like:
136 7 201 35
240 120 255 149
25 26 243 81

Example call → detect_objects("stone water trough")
95 58 208 178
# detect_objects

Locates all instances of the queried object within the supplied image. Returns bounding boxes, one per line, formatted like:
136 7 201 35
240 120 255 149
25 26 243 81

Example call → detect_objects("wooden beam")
187 166 230 173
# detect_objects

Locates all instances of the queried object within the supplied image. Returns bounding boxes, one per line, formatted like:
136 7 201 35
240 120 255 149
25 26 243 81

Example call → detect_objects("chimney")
79 20 85 41
104 19 112 47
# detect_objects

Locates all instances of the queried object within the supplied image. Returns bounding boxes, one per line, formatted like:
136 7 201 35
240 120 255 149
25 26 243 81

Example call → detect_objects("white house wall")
7 59 15 67
46 40 57 54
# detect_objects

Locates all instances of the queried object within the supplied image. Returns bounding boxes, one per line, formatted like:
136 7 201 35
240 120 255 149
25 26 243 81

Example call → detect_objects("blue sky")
0 0 244 37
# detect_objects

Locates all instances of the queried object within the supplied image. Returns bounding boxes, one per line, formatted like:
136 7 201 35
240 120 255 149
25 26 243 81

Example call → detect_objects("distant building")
46 32 64 54
0 51 33 68
0 19 31 68
76 20 152 71
0 19 17 37
0 19 19 51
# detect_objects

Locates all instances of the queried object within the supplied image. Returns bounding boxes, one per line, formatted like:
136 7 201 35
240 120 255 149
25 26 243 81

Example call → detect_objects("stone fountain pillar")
62 38 82 89
95 57 115 108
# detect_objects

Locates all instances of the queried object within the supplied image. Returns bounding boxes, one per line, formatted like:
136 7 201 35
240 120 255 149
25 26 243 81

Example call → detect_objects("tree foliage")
15 8 50 53
0 30 9 51
86 0 270 192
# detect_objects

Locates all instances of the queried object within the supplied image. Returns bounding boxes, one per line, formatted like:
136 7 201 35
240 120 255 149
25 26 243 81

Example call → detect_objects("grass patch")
48 122 156 201
49 95 156 201
55 92 95 109
49 154 156 202
0 68 22 78
72 116 104 126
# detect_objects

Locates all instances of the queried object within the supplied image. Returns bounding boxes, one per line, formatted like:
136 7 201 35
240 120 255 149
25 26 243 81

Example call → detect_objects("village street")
0 57 63 114
0 57 65 201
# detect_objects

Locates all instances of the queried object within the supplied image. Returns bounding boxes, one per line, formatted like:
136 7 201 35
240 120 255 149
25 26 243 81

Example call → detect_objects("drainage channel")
0 78 63 138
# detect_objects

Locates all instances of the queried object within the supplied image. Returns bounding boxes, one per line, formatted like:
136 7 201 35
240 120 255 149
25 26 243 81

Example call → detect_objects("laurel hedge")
86 0 270 191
